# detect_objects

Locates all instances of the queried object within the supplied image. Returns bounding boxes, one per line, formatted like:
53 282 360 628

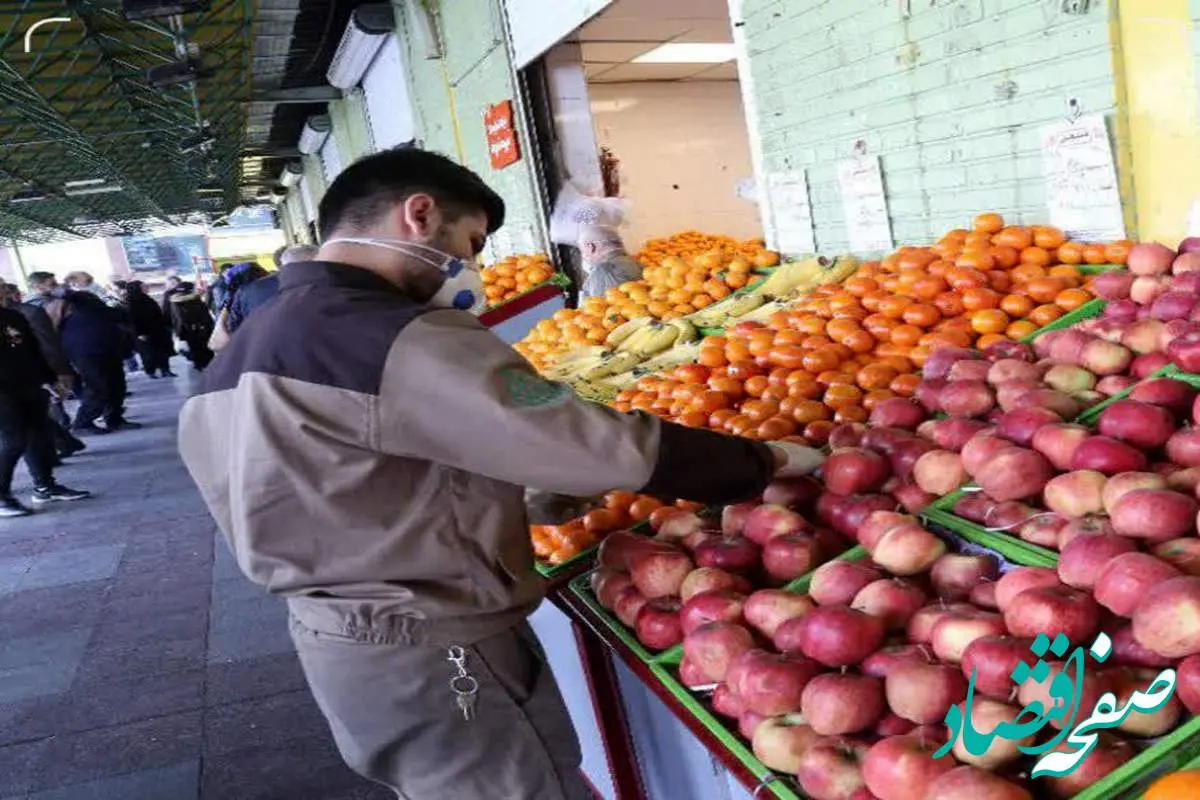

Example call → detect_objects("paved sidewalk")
0 371 390 800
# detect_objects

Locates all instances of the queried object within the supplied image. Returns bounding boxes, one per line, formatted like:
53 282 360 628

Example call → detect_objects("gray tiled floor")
0 368 390 800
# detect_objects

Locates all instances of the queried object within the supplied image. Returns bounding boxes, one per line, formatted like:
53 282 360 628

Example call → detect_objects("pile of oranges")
610 214 1117 442
530 491 703 565
482 253 555 307
515 232 781 370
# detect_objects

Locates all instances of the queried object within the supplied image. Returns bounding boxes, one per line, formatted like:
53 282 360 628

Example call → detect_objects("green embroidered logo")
500 367 570 407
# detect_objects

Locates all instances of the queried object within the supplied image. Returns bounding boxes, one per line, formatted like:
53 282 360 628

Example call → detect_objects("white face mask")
325 236 485 314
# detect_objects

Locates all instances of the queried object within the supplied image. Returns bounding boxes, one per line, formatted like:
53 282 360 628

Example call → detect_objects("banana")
548 345 607 366
667 318 698 345
716 291 767 320
627 322 680 358
736 299 793 325
753 255 829 298
635 341 702 374
817 255 860 285
604 316 653 348
582 351 643 381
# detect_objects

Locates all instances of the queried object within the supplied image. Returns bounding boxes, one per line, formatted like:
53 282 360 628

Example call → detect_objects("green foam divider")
1075 364 1182 425
923 508 1058 567
1019 297 1108 343
1078 263 1128 274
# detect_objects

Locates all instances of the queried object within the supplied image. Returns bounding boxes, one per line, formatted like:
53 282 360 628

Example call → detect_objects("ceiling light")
9 190 47 204
279 162 304 188
65 184 124 196
121 0 209 21
298 115 332 155
64 178 106 188
326 4 396 90
632 43 736 64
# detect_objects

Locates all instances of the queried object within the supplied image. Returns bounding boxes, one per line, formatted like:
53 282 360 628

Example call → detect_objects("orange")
856 363 899 391
1000 294 1034 317
1083 244 1108 265
1033 226 1067 250
862 389 896 411
961 287 1001 311
933 292 966 317
1056 241 1085 264
1047 264 1083 286
1011 263 1047 284
946 267 989 290
902 303 941 328
757 417 798 441
834 404 869 424
988 245 1021 269
955 252 996 271
1105 240 1133 265
1028 304 1064 327
1005 320 1038 339
975 333 1007 350
790 400 831 425
1020 246 1052 267
1143 770 1200 800
973 212 1004 234
970 309 1010 335
1026 277 1066 303
802 349 841 374
824 383 863 410
1055 287 1092 311
843 276 880 296
878 295 913 319
890 373 920 397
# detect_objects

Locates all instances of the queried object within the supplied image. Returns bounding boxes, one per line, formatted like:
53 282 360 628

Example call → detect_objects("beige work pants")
290 616 589 800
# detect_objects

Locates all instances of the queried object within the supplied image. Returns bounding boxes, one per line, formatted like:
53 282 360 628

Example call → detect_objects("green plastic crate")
1075 364 1182 425
1074 716 1200 799
1020 297 1108 343
924 508 1058 566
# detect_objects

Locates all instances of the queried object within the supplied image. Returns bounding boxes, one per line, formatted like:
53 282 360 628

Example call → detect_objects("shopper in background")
206 261 268 351
178 147 824 800
25 272 138 435
123 281 176 378
0 303 91 517
226 244 318 334
162 276 215 370
109 280 141 375
575 224 643 299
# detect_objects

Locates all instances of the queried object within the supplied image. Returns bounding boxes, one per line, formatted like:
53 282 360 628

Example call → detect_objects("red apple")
597 530 651 571
970 581 999 609
593 570 633 610
1081 338 1134 376
987 359 1042 386
634 597 683 649
1152 537 1200 575
885 663 968 725
939 380 995 418
1169 329 1200 373
930 609 1008 663
721 501 758 535
1003 585 1099 644
1070 435 1149 475
1111 624 1174 667
751 713 822 773
952 492 995 524
679 567 751 602
912 450 966 496
831 493 896 540
1092 269 1136 299
1131 377 1196 415
861 644 937 678
1057 534 1138 589
678 655 708 688
1097 399 1177 449
874 713 917 738
742 503 808 545
796 737 872 800
1043 470 1108 518
869 398 927 430
1097 375 1137 396
1102 471 1170 514
1132 575 1200 657
1013 387 1082 418
613 586 649 627
1031 423 1092 471
893 481 936 513
829 423 867 449
693 535 760 575
824 448 892 496
949 698 1034 768
995 380 1039 412
728 649 822 716
1017 661 1110 732
1130 242 1177 275
930 554 999 600
711 682 741 718
679 589 746 635
787 605 885 666
802 673 885 735
1167 427 1200 467
923 347 980 380
960 635 1037 699
1097 553 1183 617
948 359 991 382
654 511 705 543
742 588 815 638
1039 733 1135 798
1106 666 1182 736
1168 466 1200 493
810 559 885 606
994 407 1061 448
906 602 977 645
887 438 937 482
862 735 956 800
1056 514 1117 549
976 447 1055 501
1018 513 1067 548
871 524 947 576
762 476 822 509
683 621 755 682
851 578 928 630
1042 363 1096 394
961 432 1011 476
1175 654 1200 713
762 533 822 582
858 511 914 550
995 566 1062 611
1110 489 1198 541
926 766 1032 800
738 710 766 740
628 545 693 598
922 418 993 452
1049 328 1091 362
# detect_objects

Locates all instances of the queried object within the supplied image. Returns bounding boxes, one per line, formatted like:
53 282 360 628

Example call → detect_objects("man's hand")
767 441 825 479
54 375 74 398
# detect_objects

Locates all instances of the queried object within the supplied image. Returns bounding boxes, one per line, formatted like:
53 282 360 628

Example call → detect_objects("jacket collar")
280 261 404 296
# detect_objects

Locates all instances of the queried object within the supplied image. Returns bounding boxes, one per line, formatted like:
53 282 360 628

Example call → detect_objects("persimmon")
674 364 711 385
942 228 971 242
793 315 827 336
890 373 920 397
727 414 757 437
933 291 966 317
843 276 880 296
993 227 1034 250
826 318 861 341
1056 241 1085 264
801 349 840 374
970 309 1010 335
909 276 947 300
1020 246 1052 267
955 252 997 271
758 417 798 440
1026 277 1066 303
1000 294 1034 317
1055 287 1092 311
801 334 833 351
889 324 923 348
835 405 869 424
863 314 899 340
773 329 806 348
857 363 899 391
946 267 989 290
933 240 962 260
708 408 738 429
974 213 1005 234
727 360 762 381
768 344 807 370
842 329 876 354
902 303 941 328
988 245 1020 269
1105 240 1133 265
691 390 733 414
1033 226 1067 250
975 333 1007 350
1083 244 1108 265
927 259 950 277
767 367 794 388
963 231 994 251
787 379 824 400
824 384 864 410
861 290 891 312
708 374 745 399
1004 320 1037 339
697 348 728 368
1028 304 1064 327
818 370 858 389
961 287 1001 311
790 399 831 425
877 354 914 374
862 389 896 411
878 295 913 319
678 410 710 429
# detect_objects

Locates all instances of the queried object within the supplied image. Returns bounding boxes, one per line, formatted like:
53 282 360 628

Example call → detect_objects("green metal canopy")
0 0 350 245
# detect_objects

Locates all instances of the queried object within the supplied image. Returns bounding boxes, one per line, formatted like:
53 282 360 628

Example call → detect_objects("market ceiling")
0 0 352 245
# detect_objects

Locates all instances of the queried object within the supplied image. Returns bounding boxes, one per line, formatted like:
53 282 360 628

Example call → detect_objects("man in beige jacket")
178 148 822 799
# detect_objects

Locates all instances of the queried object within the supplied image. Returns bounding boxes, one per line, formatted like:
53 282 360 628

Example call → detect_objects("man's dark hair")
317 148 505 242
27 271 56 286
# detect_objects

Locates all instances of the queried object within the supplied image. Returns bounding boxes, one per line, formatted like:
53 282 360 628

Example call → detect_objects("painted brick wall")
740 0 1119 254
394 0 548 259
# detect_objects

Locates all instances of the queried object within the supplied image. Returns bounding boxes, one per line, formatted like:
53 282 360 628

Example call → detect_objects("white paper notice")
765 170 816 254
837 157 894 253
1041 114 1126 242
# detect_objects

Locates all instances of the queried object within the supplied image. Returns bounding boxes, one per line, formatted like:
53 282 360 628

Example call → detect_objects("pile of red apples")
1084 239 1200 374
669 508 1196 800
588 480 854 652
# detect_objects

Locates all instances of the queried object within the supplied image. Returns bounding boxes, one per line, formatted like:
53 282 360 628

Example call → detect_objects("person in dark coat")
124 281 176 378
162 277 215 370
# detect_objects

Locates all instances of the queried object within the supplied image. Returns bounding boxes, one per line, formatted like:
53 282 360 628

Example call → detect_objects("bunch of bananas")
537 317 698 385
687 255 859 328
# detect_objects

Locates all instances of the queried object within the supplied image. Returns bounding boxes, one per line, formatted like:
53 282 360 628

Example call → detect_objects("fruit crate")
1078 263 1129 274
1019 297 1108 343
535 519 651 579
482 273 571 312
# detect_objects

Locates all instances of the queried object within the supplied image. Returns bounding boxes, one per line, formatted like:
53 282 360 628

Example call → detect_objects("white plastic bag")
549 182 629 246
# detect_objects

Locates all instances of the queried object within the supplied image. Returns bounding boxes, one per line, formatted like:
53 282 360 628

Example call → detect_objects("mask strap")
327 237 446 272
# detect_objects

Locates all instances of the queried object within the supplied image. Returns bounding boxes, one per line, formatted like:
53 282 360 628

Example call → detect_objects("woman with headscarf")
207 262 268 352
162 277 215 370
124 280 176 378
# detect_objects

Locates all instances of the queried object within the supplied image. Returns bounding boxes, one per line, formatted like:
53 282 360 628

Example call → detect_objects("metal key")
447 646 479 722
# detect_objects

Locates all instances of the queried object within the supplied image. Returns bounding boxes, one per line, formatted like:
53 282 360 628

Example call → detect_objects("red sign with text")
484 100 521 170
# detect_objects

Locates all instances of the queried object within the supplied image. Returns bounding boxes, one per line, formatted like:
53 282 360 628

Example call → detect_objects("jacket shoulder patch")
500 367 570 408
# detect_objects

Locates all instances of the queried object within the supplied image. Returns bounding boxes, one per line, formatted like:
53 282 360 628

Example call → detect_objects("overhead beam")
247 86 340 104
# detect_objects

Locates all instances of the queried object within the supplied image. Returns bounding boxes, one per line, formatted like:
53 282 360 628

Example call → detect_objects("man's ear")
400 194 438 239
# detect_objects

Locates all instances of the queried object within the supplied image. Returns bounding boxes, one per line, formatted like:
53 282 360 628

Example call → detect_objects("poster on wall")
837 156 894 253
485 101 522 170
1041 114 1126 242
120 235 207 275
765 170 816 254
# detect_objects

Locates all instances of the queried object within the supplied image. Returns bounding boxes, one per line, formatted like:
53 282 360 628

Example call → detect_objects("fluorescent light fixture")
297 115 332 155
633 42 736 64
64 178 106 188
65 184 124 196
9 190 47 204
326 4 395 89
279 162 304 187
